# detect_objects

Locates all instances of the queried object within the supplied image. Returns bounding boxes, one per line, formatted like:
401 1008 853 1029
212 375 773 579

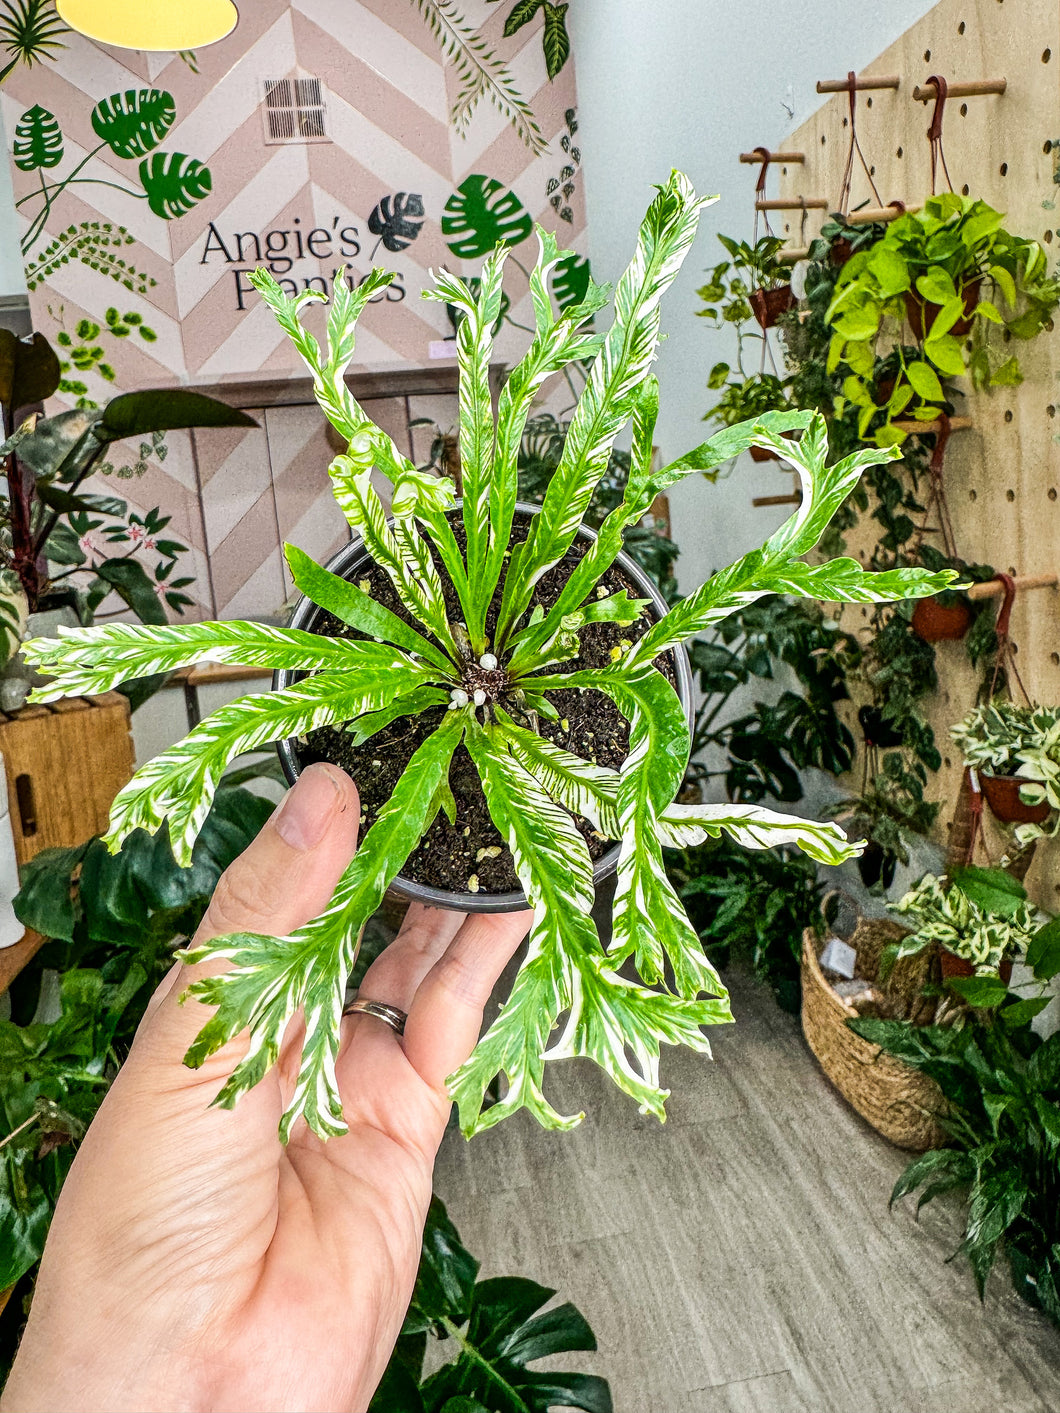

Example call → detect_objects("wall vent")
262 77 329 144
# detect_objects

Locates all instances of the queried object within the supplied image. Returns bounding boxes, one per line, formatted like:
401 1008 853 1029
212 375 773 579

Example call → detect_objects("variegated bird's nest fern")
24 173 956 1142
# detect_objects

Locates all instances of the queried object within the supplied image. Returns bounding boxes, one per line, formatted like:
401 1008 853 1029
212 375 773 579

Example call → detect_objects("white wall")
568 0 937 594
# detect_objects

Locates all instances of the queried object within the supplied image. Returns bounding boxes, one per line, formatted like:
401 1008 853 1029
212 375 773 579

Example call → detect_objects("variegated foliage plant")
24 174 956 1143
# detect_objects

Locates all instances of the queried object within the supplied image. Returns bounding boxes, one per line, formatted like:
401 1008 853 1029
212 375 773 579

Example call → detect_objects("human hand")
2 763 531 1413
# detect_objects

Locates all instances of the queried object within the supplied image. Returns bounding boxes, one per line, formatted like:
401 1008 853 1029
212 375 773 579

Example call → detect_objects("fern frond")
411 0 546 154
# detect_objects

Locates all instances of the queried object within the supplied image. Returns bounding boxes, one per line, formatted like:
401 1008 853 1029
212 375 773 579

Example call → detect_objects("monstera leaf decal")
91 88 176 159
552 253 592 314
13 104 63 170
441 175 532 259
138 152 212 220
367 192 425 253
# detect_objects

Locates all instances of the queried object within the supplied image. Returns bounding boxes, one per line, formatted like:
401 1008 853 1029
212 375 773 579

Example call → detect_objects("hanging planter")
938 947 1013 985
749 444 780 463
911 594 972 643
979 772 1052 826
749 284 796 329
824 195 1060 444
952 702 1060 840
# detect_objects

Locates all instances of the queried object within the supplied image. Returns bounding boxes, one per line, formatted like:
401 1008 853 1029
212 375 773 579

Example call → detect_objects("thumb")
140 762 360 1057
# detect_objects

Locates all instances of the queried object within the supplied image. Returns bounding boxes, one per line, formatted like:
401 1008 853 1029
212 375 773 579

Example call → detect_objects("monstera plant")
24 173 955 1143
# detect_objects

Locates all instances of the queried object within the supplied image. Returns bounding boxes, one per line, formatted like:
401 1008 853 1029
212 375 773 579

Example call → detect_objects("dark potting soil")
292 512 676 896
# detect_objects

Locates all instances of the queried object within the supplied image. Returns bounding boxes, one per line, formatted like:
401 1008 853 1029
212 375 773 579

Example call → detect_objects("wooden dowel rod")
966 573 1058 601
752 493 802 507
846 204 921 225
778 247 810 264
817 75 900 93
892 416 973 434
754 198 829 211
913 78 1007 102
739 150 805 164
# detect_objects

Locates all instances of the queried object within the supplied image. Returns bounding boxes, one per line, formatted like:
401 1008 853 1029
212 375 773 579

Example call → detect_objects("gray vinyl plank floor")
432 969 1060 1413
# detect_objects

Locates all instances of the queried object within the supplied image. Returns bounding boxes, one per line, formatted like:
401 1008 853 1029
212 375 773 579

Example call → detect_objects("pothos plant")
952 700 1060 846
24 174 956 1143
825 195 1060 446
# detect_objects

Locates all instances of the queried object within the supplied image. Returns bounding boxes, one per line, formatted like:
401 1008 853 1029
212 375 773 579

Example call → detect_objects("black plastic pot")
275 501 694 913
857 841 896 891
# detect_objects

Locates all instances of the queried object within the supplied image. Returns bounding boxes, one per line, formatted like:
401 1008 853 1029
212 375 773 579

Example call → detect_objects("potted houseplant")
951 700 1060 837
831 752 939 891
887 866 1042 983
697 232 796 332
0 327 257 707
825 194 1060 445
23 174 954 1144
909 549 998 647
704 371 793 461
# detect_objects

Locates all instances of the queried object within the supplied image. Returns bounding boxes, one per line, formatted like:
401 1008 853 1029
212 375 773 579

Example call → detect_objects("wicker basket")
801 927 946 1152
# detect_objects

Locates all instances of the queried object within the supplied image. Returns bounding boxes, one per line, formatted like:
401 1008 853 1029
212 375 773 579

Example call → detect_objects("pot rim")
274 499 694 913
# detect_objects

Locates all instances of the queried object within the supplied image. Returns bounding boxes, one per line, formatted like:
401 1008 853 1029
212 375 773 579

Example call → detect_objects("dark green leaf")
540 4 570 79
946 975 1011 1010
441 176 533 260
951 865 1027 918
95 557 167 625
91 88 175 158
0 329 61 411
405 1195 479 1332
137 151 212 219
99 389 257 442
1027 917 1060 983
12 102 62 170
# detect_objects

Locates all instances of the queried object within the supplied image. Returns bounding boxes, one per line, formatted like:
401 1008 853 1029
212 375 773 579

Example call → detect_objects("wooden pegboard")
776 0 1060 907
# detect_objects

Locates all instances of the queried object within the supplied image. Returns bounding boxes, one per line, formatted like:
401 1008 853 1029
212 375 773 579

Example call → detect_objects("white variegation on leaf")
108 659 436 866
181 711 467 1139
23 620 401 701
656 802 859 864
21 171 957 1144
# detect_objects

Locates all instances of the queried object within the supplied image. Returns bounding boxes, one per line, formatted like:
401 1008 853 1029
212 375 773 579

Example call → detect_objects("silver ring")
342 998 407 1036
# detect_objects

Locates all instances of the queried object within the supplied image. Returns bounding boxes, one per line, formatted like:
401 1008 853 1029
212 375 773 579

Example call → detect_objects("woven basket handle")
821 888 862 943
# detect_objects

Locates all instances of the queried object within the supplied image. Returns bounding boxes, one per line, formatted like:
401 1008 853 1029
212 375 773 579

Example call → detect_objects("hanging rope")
837 72 883 215
925 75 954 195
987 572 1032 706
912 413 959 559
752 146 772 241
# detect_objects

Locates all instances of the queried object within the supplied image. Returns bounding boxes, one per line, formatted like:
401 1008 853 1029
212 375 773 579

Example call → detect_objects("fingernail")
274 763 345 851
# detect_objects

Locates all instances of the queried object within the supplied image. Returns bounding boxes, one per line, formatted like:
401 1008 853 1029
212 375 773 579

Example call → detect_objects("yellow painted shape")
56 0 238 51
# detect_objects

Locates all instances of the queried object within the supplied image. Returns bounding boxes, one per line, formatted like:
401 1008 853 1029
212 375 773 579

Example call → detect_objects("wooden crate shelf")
0 692 134 866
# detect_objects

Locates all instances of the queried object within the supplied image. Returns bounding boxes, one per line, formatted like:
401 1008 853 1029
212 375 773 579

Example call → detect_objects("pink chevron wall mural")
3 0 586 619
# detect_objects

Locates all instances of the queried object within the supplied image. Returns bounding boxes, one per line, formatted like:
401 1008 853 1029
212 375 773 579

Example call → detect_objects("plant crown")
24 173 956 1142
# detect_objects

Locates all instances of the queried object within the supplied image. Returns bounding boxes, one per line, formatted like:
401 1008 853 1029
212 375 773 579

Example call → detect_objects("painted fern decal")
22 173 958 1144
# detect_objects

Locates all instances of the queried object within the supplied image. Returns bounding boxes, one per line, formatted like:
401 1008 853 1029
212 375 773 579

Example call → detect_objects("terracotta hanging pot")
749 285 797 329
911 596 972 643
904 278 982 342
829 236 854 268
980 772 1052 825
939 949 1013 985
749 444 781 463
